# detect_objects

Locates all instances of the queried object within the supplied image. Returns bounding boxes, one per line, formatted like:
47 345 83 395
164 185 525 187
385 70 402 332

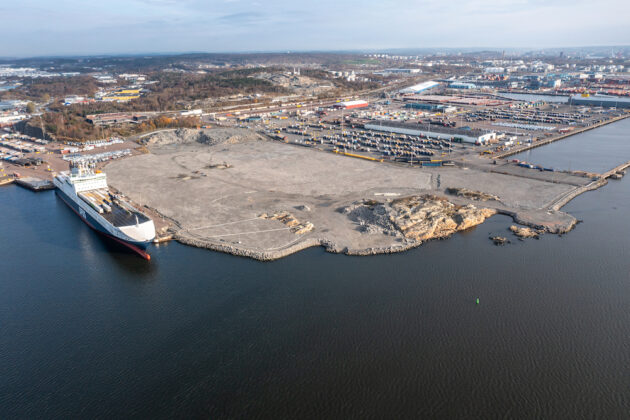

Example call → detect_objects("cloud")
217 12 262 24
1 0 629 56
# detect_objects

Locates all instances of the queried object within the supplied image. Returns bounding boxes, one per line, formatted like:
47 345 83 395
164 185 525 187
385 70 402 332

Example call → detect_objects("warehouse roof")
365 121 492 138
399 81 440 94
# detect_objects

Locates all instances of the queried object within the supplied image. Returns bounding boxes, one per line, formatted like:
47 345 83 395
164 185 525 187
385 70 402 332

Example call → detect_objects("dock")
547 159 630 211
15 177 55 191
602 160 630 179
0 175 14 186
153 234 174 244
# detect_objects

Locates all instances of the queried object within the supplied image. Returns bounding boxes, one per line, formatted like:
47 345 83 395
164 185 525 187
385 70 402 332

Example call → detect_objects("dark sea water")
2 121 630 418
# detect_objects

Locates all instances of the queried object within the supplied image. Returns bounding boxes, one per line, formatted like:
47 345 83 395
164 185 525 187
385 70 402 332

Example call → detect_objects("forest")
29 111 201 142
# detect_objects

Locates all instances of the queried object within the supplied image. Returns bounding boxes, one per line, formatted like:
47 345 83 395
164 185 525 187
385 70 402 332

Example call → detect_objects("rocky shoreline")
105 129 608 262
170 194 544 261
139 186 583 262
173 211 571 261
341 195 496 242
176 228 465 261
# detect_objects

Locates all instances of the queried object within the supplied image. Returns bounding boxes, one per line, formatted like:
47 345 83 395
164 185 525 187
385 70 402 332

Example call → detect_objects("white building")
383 68 421 74
399 81 439 94
181 109 203 116
364 122 496 145
64 95 87 105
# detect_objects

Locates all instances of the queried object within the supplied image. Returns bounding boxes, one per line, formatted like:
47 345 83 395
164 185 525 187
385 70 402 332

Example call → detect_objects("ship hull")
55 187 152 260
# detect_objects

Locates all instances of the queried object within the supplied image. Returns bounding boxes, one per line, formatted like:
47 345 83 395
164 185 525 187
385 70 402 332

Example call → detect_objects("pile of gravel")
145 128 263 148
341 200 398 235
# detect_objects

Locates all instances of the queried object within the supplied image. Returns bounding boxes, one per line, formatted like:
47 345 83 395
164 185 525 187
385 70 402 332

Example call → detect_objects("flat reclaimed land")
106 128 587 260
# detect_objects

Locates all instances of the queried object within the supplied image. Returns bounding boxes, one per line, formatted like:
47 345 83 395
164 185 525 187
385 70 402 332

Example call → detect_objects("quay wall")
493 114 630 159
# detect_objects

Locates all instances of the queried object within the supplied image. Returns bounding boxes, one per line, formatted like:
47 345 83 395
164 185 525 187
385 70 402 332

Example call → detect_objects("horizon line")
2 45 629 61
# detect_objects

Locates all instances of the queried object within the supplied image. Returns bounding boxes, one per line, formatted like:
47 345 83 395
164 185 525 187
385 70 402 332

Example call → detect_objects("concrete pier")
601 160 630 179
546 159 630 211
0 175 14 186
15 177 55 191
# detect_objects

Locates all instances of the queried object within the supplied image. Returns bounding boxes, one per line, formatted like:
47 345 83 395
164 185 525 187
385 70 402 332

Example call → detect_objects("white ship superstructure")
53 162 156 259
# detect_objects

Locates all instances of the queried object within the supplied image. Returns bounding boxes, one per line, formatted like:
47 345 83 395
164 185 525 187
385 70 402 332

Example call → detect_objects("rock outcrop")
342 195 496 243
490 236 509 245
445 187 500 202
509 225 541 238
259 211 314 234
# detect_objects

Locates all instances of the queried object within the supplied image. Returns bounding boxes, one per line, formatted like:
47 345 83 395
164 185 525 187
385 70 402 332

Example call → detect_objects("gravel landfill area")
142 127 264 149
107 127 588 260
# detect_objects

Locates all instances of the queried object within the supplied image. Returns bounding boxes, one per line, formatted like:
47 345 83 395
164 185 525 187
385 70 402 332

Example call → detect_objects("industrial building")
0 113 27 127
405 103 444 111
399 81 440 94
449 82 476 89
180 109 203 117
333 100 369 110
404 103 457 113
64 95 94 105
379 68 422 74
569 94 630 109
101 88 142 102
401 95 508 107
364 122 496 144
484 67 505 74
0 100 27 111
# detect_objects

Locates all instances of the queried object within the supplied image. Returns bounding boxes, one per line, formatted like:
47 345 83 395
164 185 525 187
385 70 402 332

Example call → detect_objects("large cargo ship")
53 162 156 259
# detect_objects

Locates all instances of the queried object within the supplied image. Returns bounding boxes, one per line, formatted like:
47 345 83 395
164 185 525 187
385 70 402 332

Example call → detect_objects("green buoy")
476 298 480 305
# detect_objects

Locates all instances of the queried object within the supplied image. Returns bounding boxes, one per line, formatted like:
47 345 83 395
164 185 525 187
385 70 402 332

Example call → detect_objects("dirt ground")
105 129 583 259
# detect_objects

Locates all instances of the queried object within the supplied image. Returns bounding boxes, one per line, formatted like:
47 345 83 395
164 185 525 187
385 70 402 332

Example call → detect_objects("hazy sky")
2 0 629 57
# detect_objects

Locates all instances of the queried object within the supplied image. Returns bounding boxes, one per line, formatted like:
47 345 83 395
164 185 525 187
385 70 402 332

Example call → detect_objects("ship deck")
80 189 150 227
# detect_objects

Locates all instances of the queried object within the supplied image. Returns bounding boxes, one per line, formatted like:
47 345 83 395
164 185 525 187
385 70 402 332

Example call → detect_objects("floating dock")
15 177 55 191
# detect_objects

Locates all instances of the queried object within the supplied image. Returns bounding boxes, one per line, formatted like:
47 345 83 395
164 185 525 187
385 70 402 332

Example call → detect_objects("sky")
1 0 629 57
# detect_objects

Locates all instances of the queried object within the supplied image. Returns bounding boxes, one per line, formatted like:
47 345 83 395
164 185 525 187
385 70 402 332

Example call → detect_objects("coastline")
171 202 580 262
492 114 630 159
104 132 612 261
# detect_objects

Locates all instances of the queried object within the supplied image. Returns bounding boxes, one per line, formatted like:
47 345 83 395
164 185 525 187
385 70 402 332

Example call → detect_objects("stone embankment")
175 233 436 261
176 234 324 261
108 129 629 261
548 178 607 212
601 160 630 180
175 195 497 261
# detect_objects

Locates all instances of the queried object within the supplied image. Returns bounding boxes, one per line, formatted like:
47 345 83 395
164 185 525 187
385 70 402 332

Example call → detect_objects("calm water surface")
2 121 630 418
512 117 630 173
